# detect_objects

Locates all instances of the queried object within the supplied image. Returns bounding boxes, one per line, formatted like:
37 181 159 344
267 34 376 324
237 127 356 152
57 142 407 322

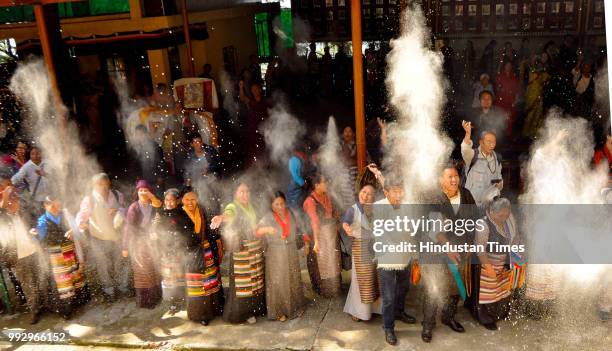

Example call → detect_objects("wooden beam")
33 4 64 121
351 0 367 171
181 0 195 77
0 0 84 6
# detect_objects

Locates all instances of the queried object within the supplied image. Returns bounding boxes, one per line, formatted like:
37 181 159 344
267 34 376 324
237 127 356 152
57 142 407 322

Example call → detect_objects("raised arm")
460 120 475 166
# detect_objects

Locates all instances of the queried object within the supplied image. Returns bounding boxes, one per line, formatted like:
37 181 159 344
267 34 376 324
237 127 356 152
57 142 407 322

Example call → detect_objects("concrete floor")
1 269 610 351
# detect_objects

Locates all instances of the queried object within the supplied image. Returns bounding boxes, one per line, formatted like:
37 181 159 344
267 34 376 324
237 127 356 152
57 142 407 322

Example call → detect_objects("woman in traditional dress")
153 188 186 307
256 191 306 321
34 196 86 319
211 182 265 323
180 190 224 325
470 197 522 330
342 184 382 321
303 173 341 297
122 180 162 309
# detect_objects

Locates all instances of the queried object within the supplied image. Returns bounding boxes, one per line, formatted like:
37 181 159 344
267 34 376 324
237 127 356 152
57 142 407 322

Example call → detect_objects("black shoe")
395 312 416 324
442 319 465 333
30 312 41 325
384 329 397 346
201 320 209 326
483 322 498 331
421 327 432 343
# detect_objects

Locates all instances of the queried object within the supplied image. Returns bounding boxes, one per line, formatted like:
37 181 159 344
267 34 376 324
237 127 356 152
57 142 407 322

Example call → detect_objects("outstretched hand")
211 215 223 230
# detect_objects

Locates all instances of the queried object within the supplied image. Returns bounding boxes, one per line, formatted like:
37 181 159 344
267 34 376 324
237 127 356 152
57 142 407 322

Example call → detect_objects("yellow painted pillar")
147 49 171 86
191 40 208 77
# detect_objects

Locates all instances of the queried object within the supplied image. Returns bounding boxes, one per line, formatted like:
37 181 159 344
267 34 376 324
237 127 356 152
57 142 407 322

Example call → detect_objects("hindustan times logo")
372 216 487 237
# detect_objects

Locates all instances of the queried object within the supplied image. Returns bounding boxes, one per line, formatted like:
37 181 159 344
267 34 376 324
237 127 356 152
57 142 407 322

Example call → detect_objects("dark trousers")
423 294 460 328
14 253 48 315
421 263 461 329
378 266 411 330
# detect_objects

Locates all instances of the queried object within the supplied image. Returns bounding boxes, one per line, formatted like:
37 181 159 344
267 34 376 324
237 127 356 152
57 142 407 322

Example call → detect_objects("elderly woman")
303 173 341 297
256 191 306 321
470 197 521 330
180 190 223 325
153 188 186 306
122 180 162 309
342 183 381 321
211 182 265 324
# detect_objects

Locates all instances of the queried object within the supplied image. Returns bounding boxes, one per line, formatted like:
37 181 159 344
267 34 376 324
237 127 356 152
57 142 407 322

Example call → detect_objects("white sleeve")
461 140 475 166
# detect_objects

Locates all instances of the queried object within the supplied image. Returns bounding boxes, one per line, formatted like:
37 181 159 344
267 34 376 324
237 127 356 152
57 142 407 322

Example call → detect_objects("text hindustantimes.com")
371 216 525 254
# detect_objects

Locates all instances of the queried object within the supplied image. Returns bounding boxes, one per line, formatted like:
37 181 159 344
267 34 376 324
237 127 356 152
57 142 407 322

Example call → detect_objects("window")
496 4 504 16
482 5 490 16
509 3 517 15
551 2 560 14
376 8 384 18
455 5 463 16
255 13 271 59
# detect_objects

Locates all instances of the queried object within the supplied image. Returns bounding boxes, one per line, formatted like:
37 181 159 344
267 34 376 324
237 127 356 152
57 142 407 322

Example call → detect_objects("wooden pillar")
181 0 195 77
33 4 63 114
351 0 367 171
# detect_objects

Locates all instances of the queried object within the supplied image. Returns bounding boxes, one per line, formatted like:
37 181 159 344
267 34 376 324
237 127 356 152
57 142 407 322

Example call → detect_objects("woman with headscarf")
180 189 223 325
303 173 341 297
122 180 162 309
470 197 522 330
153 188 186 307
256 191 306 321
211 182 265 323
342 183 382 321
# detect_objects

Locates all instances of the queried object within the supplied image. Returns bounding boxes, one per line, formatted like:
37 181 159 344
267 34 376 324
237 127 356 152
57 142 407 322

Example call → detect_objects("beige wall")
147 48 171 87
181 15 258 80
0 3 275 83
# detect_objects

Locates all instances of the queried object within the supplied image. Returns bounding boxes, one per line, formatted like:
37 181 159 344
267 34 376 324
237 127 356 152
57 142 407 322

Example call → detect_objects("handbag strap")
31 167 43 199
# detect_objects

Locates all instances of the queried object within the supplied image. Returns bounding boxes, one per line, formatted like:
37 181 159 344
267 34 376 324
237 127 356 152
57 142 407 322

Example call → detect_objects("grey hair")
91 172 110 184
488 197 511 213
480 130 497 141
164 188 180 199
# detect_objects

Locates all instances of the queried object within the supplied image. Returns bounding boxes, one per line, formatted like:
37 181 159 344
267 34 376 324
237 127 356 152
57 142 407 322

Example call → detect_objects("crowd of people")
0 35 611 348
1 111 610 345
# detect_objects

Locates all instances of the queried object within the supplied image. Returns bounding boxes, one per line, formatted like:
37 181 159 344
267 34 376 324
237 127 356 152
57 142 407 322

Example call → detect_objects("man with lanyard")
11 146 49 220
460 121 503 207
420 163 478 343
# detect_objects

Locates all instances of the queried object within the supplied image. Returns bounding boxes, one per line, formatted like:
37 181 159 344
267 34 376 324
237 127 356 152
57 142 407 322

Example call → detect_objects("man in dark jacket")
420 163 478 343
